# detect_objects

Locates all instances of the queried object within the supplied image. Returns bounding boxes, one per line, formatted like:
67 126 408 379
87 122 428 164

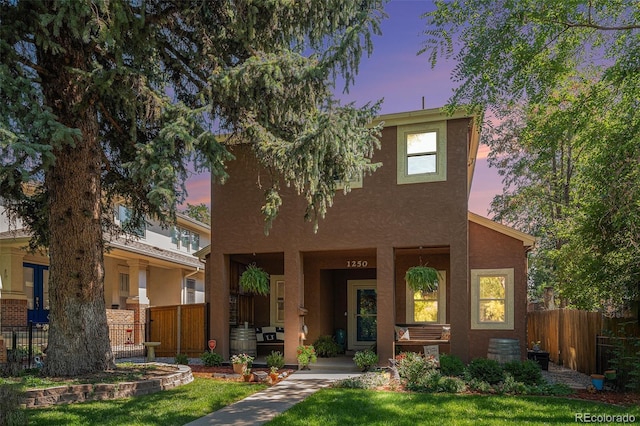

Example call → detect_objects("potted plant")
231 353 254 375
353 349 379 372
296 345 317 370
239 264 270 295
242 368 253 382
405 265 439 294
269 366 280 383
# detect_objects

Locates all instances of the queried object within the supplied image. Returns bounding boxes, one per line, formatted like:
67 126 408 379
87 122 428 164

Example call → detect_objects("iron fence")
108 322 146 359
1 322 49 369
1 321 146 370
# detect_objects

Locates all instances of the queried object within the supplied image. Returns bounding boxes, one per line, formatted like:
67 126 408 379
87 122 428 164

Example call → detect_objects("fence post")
28 322 33 368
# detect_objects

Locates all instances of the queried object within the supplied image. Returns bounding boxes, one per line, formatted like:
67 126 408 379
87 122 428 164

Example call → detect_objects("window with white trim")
116 205 145 237
471 268 514 330
186 278 196 304
172 226 200 252
406 271 446 323
270 276 285 326
119 272 130 308
397 121 447 184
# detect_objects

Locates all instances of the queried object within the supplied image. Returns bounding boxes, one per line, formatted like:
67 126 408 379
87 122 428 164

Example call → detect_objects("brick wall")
0 337 6 363
1 299 28 328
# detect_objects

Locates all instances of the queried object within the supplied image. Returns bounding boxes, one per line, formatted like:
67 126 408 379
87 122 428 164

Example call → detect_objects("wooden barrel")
230 327 257 357
487 338 520 363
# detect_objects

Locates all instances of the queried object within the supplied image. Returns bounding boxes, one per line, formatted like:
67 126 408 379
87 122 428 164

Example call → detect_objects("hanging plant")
239 264 270 296
405 265 439 294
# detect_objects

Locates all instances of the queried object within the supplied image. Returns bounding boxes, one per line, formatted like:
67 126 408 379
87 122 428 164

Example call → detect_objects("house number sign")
346 260 368 268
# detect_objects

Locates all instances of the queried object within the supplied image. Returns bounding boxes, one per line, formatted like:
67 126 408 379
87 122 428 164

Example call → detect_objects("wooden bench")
255 326 284 355
393 324 451 355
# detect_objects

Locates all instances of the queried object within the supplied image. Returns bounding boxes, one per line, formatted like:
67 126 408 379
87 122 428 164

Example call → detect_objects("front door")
24 263 50 324
347 280 377 350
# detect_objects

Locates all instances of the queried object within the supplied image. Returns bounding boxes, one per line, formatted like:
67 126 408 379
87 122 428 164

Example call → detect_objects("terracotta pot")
243 373 253 382
233 363 247 375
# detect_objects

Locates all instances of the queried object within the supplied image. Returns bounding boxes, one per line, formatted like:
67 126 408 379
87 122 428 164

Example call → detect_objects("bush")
353 349 379 371
200 351 223 367
498 374 529 394
408 369 442 392
0 384 27 426
465 358 504 385
395 352 438 387
439 353 465 377
503 360 543 385
333 372 392 389
174 353 189 365
439 376 467 393
266 351 285 369
313 335 342 358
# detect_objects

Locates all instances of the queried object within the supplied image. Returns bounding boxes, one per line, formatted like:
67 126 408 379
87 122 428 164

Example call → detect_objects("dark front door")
24 263 49 324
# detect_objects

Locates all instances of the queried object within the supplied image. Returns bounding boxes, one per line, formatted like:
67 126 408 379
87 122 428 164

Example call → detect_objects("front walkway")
184 357 361 426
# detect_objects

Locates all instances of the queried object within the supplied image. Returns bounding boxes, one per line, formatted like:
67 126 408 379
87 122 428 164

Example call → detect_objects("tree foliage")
423 1 640 313
181 203 211 225
0 0 386 375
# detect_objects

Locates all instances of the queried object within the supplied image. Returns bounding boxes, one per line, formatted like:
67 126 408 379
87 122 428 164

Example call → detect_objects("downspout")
183 267 201 304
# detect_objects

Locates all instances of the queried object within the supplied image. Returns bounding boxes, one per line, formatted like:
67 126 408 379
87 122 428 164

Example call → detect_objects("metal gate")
147 303 208 357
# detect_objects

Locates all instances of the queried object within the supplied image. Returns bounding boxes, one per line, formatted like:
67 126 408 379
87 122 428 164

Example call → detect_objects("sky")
184 0 503 218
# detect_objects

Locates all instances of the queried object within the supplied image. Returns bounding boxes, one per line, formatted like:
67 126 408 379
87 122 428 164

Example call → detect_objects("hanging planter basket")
239 264 270 296
405 265 439 294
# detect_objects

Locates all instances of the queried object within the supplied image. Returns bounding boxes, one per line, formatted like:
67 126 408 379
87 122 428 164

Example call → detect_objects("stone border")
22 363 193 408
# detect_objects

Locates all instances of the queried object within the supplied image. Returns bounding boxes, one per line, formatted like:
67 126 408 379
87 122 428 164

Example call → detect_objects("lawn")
24 377 267 426
268 389 640 426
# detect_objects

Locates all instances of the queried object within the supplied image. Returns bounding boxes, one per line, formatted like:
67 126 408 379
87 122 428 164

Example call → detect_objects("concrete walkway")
184 357 362 426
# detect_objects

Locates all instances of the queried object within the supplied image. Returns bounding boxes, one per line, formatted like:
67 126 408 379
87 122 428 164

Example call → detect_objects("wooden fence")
527 309 639 375
147 303 208 358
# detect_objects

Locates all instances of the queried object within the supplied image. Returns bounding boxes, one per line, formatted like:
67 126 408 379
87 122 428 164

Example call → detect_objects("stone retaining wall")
22 364 193 408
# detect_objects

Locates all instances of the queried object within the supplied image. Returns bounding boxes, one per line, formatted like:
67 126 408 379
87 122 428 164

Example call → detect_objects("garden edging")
21 363 193 408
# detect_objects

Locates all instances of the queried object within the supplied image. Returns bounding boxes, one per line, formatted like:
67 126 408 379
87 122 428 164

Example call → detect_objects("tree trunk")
39 12 115 376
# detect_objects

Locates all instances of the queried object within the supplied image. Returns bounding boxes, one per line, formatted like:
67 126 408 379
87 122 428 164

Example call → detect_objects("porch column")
126 259 149 342
208 252 230 358
450 236 470 362
376 246 395 366
284 250 303 366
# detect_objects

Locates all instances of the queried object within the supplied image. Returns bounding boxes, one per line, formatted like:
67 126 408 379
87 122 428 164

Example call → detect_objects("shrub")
465 358 504 385
498 374 529 394
266 351 285 369
408 369 442 392
503 360 543 385
395 352 438 387
353 349 379 371
0 384 27 426
174 353 189 365
467 378 494 393
439 353 465 377
333 372 392 389
438 376 467 393
313 335 342 358
200 351 223 367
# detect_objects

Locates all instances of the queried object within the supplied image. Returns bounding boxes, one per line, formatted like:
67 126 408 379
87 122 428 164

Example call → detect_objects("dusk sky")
184 0 503 218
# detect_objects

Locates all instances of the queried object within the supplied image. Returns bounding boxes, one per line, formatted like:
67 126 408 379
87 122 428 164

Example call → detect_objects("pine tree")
0 0 386 376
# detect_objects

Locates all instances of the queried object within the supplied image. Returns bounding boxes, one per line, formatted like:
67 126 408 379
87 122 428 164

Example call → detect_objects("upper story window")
397 121 447 184
172 226 200 252
116 205 145 237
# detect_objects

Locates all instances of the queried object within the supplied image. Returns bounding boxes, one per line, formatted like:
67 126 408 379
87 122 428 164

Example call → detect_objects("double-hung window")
471 269 514 330
406 271 446 323
397 121 447 184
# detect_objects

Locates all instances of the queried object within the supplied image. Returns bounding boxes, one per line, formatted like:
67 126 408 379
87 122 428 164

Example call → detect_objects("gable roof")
468 211 536 249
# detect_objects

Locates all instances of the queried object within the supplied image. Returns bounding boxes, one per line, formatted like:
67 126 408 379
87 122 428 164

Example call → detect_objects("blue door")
24 263 50 324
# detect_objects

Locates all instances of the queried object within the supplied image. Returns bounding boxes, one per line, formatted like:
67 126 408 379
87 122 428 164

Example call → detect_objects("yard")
9 362 639 425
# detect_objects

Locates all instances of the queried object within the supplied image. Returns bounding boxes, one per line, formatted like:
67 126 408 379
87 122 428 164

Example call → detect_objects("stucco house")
0 205 209 329
205 107 535 365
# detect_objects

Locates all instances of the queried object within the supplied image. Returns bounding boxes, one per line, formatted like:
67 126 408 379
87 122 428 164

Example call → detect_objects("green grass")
268 389 640 425
25 378 267 426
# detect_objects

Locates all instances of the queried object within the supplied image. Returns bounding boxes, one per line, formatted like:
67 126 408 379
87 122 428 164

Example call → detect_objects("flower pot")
233 363 247 375
604 370 616 380
591 374 605 391
243 373 253 382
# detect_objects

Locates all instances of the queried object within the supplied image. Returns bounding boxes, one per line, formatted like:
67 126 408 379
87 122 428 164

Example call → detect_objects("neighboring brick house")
202 107 535 365
0 208 209 329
